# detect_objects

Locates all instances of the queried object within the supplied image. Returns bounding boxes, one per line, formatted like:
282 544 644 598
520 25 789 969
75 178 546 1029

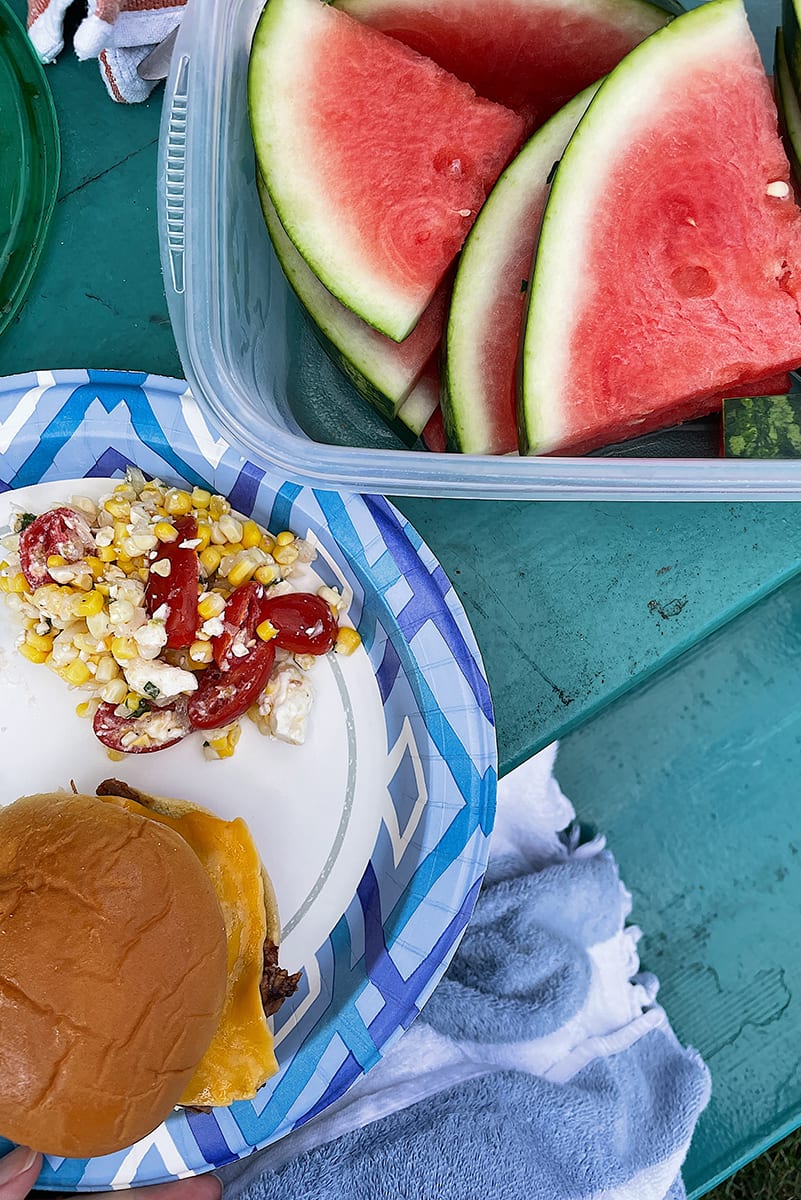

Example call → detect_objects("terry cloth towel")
219 743 711 1200
27 0 182 102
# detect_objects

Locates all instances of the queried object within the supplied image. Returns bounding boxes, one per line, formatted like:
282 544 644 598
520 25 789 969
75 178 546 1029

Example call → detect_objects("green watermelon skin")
520 0 801 456
723 392 801 457
443 84 599 455
255 173 448 419
336 0 670 129
248 0 524 342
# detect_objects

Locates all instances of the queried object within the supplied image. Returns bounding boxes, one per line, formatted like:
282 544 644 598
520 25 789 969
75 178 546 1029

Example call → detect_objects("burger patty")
261 939 301 1016
96 778 151 805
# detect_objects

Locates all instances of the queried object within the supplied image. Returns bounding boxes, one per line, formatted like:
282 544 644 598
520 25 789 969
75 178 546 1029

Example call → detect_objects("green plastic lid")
0 0 59 338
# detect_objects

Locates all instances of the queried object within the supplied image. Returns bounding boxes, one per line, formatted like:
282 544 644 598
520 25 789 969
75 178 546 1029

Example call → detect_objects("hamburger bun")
0 791 228 1158
0 784 300 1159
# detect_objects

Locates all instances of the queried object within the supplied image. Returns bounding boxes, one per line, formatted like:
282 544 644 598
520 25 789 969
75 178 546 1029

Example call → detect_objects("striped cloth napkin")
27 0 183 102
218 744 711 1200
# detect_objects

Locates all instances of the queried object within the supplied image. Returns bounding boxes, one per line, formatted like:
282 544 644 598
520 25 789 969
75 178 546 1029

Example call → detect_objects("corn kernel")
9 572 30 594
204 723 241 760
47 554 67 569
96 545 117 563
18 641 48 665
113 520 130 545
216 515 243 544
189 640 214 664
125 691 144 711
275 530 295 547
209 495 230 521
246 704 261 723
111 636 137 662
192 487 212 510
26 630 54 653
74 590 105 617
260 534 276 555
0 576 9 593
153 521 179 543
94 655 119 683
108 598 135 624
256 619 278 643
199 546 223 575
86 555 106 578
196 522 212 551
254 564 278 586
274 544 299 566
241 521 262 549
197 593 226 620
106 749 126 762
62 659 92 686
335 626 362 656
75 699 100 719
104 498 131 520
227 556 258 588
101 677 129 705
164 488 193 516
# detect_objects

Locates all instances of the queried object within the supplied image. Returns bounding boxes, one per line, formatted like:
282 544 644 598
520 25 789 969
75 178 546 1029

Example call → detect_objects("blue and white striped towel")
220 743 710 1200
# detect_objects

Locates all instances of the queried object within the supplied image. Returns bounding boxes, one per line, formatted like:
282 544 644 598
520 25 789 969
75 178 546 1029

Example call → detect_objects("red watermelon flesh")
335 0 670 128
521 0 801 457
249 0 525 342
422 404 448 452
444 85 599 455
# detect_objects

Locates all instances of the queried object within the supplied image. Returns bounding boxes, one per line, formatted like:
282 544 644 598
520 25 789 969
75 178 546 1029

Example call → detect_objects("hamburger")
0 782 300 1159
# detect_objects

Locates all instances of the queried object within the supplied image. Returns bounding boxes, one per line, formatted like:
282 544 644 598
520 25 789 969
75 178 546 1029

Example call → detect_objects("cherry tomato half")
93 699 192 754
212 580 263 670
145 514 199 649
187 639 276 730
18 507 95 590
261 592 337 656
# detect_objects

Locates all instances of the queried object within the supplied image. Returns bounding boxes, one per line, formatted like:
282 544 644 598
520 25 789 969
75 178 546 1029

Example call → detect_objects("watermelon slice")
336 0 671 129
443 84 600 455
396 352 442 438
248 0 524 342
255 172 448 419
520 0 801 457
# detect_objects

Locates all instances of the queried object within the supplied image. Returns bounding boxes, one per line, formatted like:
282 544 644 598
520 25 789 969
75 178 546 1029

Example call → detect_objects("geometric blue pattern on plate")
0 370 497 1191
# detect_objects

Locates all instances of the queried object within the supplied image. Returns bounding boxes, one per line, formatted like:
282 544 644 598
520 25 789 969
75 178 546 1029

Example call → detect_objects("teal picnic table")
4 3 801 1191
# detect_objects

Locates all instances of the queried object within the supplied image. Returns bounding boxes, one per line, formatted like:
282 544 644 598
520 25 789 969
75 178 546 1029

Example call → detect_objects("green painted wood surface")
555 572 801 1195
5 5 801 1189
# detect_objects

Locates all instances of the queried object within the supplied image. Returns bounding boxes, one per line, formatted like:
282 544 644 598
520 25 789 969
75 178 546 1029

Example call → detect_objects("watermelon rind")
443 84 599 455
255 173 438 420
396 362 440 438
776 26 801 187
248 0 523 342
519 0 801 455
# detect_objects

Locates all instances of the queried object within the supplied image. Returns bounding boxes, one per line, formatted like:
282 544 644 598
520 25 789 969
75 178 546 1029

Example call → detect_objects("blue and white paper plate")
0 371 497 1190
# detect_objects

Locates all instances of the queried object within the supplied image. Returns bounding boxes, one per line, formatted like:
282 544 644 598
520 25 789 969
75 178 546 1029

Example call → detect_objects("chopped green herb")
16 512 37 532
128 698 151 719
143 681 160 700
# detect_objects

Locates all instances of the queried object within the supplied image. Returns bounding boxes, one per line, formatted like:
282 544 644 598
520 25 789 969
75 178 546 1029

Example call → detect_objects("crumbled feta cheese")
259 663 313 745
134 620 169 661
123 656 198 699
201 617 225 637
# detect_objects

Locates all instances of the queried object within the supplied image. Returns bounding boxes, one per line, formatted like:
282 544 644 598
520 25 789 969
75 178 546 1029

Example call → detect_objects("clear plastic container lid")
0 0 59 340
159 0 801 499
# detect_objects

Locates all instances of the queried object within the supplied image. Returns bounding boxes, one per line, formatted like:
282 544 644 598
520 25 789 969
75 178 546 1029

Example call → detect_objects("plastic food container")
158 0 801 500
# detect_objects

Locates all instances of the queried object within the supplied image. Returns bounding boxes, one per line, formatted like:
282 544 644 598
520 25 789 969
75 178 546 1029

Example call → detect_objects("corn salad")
0 470 361 759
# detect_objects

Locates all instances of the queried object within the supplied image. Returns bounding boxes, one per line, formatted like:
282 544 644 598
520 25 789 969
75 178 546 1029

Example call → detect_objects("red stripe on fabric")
99 49 126 103
27 0 50 27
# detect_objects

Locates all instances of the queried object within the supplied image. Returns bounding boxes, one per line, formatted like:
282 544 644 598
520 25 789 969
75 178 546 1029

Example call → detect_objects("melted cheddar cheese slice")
100 794 277 1106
